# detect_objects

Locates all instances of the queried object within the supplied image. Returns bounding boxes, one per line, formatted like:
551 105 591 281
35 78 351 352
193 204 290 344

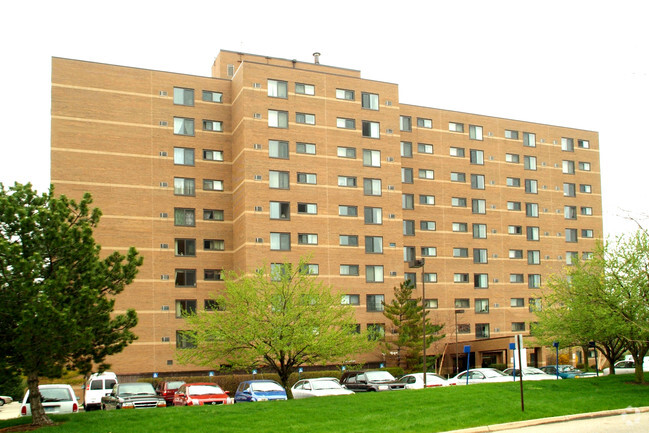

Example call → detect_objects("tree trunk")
27 372 53 426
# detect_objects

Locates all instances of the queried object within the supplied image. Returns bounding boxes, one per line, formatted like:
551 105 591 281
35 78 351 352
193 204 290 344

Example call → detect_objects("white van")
84 372 118 411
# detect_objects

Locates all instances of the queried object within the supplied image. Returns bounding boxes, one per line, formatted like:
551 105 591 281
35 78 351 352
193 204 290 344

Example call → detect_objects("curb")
442 406 649 432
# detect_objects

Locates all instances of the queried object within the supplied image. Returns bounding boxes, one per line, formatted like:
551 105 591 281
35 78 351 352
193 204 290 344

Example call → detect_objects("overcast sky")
1 0 647 238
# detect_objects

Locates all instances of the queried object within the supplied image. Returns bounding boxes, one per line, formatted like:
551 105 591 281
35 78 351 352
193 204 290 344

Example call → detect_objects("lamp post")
409 258 426 387
454 309 465 375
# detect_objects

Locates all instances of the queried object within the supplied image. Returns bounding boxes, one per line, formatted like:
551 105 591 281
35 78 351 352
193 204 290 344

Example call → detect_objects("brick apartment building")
51 50 602 376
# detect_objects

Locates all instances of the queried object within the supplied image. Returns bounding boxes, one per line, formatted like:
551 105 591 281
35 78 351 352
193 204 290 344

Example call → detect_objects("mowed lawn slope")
2 374 648 433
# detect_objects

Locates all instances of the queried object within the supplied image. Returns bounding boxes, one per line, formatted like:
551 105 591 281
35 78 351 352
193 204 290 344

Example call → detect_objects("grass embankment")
2 373 648 433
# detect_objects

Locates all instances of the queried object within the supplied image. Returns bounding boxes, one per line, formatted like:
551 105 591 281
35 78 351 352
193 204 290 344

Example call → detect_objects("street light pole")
409 258 426 387
454 309 465 375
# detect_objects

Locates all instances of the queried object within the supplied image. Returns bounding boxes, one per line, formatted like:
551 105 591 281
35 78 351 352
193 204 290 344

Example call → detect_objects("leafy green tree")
178 258 373 395
383 280 444 371
0 183 142 425
532 248 627 374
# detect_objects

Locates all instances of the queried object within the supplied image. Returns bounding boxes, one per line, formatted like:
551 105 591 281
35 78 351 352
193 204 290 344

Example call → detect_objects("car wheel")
0 399 5 406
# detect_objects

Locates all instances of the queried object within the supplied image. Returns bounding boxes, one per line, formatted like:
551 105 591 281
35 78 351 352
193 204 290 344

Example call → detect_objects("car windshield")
311 380 341 390
364 371 395 382
187 385 224 396
482 369 506 378
559 366 578 372
524 368 546 375
118 383 155 396
250 382 284 392
40 388 72 402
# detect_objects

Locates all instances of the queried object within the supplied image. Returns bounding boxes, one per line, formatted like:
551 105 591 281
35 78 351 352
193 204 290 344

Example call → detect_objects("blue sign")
463 345 471 353
298 367 303 373
209 371 214 377
509 343 516 350
153 372 158 378
341 366 346 371
380 363 385 368
252 369 258 375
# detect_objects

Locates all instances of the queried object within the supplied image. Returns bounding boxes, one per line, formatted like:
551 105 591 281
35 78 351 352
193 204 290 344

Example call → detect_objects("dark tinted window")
90 380 103 390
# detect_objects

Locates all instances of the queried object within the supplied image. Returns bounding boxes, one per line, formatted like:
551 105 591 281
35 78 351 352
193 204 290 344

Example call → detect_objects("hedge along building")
51 50 602 376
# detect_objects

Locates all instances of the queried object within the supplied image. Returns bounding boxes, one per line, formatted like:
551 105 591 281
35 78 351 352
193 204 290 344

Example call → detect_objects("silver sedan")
291 378 354 399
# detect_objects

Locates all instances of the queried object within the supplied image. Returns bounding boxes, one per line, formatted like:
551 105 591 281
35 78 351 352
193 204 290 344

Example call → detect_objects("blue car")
234 380 287 402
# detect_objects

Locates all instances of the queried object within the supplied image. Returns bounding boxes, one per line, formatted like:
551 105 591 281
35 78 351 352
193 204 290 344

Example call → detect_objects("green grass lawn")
3 374 648 433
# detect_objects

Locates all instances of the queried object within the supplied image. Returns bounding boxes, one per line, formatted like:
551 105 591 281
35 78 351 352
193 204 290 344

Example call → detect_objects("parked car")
156 380 185 406
502 367 560 381
20 384 79 416
291 377 354 399
339 370 406 392
173 383 231 406
539 365 594 379
101 382 166 410
449 368 510 385
0 395 13 406
397 373 449 389
603 358 649 375
83 371 118 411
234 380 287 402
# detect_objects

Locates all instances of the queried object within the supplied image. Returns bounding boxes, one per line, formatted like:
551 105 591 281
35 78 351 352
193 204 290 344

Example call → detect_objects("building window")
337 117 356 129
364 207 383 224
365 236 383 254
204 299 223 311
508 225 523 235
203 120 223 132
366 267 384 283
475 299 489 314
204 239 225 251
452 197 467 207
506 153 520 163
455 298 470 308
579 161 591 171
476 324 490 338
404 273 416 285
578 139 590 149
509 249 523 259
511 298 524 307
297 172 317 185
203 179 223 191
269 201 290 220
339 205 358 217
419 169 435 180
417 118 432 128
453 222 468 232
174 178 195 196
458 324 471 334
270 232 290 251
473 223 487 239
526 203 539 217
175 239 196 257
268 110 288 128
523 132 536 147
563 160 575 174
402 168 414 183
510 274 524 283
561 137 574 152
340 266 360 277
267 79 288 98
449 122 464 132
420 221 436 231
564 183 576 197
580 184 592 193
425 299 438 309
336 88 355 100
418 143 434 154
471 174 485 190
581 206 593 216
338 176 357 187
341 294 360 304
419 195 435 205
473 249 488 264
404 246 415 262
421 247 437 257
402 194 414 210
295 83 315 95
566 228 578 243
298 233 318 245
527 250 541 265
566 251 579 265
296 142 316 154
450 147 465 157
512 322 526 332
451 172 466 182
454 274 470 283
525 179 538 194
470 149 484 165
424 273 437 283
401 141 413 158
202 90 222 103
173 87 194 106
472 199 486 214
203 209 224 221
269 170 289 189
505 130 519 139
403 220 415 236
204 269 223 281
363 149 381 167
453 247 469 258
400 116 412 132
469 125 483 140
528 274 541 288
269 140 289 159
582 229 594 238
174 208 195 226
174 147 195 166
474 273 489 288
174 117 194 136
203 149 223 161
361 92 379 110
507 177 521 187
524 155 537 170
337 146 356 158
297 203 317 214
340 235 359 246
175 269 196 287
367 323 385 340
296 112 316 125
176 330 196 349
527 226 540 241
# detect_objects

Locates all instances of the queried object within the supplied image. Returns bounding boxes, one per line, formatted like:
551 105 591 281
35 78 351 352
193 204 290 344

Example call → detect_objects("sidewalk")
444 407 649 432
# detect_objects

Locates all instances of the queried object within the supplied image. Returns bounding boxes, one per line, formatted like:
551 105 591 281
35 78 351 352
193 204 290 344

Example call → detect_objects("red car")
155 381 185 406
173 383 231 406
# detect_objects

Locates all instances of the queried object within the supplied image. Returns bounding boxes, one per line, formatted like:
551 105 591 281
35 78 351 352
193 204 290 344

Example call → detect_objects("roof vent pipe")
313 52 321 64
